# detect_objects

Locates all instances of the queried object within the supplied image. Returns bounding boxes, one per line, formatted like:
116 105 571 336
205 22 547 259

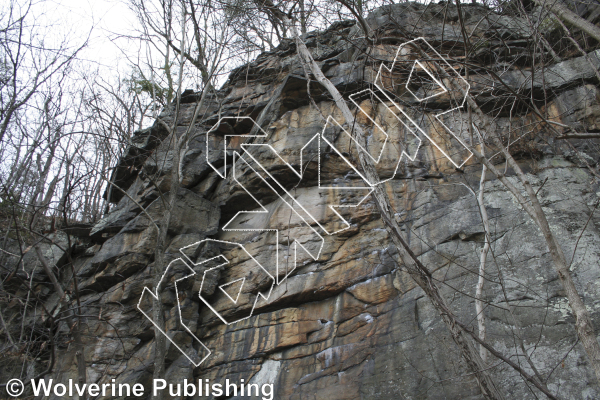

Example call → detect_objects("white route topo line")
138 37 473 365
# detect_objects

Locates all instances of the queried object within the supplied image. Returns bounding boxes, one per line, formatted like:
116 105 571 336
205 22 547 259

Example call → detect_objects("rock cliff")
4 2 600 399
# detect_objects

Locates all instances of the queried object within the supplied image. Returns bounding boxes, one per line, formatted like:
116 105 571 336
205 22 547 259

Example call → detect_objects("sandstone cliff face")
6 3 600 399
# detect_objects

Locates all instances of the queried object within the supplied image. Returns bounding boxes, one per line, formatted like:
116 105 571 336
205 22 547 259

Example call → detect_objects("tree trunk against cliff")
474 159 490 365
258 4 507 399
29 195 88 394
553 14 600 82
149 160 177 399
534 0 600 42
128 2 234 395
399 39 600 384
474 140 600 385
150 80 215 400
459 81 600 387
147 3 186 395
33 246 87 395
459 3 600 384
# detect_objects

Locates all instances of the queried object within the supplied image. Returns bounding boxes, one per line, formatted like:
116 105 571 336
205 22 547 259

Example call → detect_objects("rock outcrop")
3 2 600 399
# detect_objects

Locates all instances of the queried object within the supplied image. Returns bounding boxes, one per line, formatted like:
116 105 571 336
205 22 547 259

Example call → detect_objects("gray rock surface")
2 2 600 399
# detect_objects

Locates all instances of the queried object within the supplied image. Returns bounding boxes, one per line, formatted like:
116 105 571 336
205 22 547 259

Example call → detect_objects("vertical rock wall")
4 3 600 399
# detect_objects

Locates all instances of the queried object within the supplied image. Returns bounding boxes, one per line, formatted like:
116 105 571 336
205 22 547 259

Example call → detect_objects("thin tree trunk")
34 246 87 395
300 0 307 35
410 45 600 384
470 141 600 384
467 96 600 387
151 4 198 397
535 0 600 42
270 8 506 399
150 181 177 400
501 145 600 384
476 160 490 364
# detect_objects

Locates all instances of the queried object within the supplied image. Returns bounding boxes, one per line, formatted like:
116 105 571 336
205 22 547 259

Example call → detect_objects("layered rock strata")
3 3 600 399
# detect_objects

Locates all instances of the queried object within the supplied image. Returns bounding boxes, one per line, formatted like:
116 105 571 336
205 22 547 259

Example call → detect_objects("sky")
35 0 241 93
35 0 140 77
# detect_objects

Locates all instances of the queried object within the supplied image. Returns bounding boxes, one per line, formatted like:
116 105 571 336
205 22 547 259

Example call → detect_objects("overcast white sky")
37 0 139 76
